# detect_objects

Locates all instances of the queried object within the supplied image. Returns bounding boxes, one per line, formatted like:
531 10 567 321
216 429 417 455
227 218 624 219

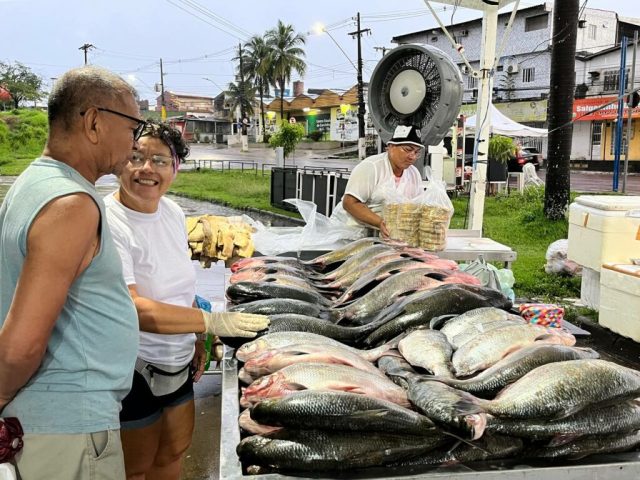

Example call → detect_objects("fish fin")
398 289 418 298
548 434 582 447
430 314 458 330
340 386 368 395
282 382 307 392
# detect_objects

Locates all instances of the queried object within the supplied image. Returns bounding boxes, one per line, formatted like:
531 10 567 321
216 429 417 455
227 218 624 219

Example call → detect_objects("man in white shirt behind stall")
331 125 424 237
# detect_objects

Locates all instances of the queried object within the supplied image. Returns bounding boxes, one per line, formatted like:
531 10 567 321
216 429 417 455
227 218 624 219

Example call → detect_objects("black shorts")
120 366 194 430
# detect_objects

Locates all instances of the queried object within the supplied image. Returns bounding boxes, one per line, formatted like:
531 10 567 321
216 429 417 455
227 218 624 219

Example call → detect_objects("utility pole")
159 58 166 121
349 12 370 160
238 42 249 151
373 46 388 57
78 43 95 65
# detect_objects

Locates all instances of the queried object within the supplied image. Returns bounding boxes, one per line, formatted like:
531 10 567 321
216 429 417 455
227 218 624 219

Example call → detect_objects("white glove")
201 311 269 338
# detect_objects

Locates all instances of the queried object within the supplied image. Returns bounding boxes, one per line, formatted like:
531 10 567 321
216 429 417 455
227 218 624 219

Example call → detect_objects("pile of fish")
225 238 640 475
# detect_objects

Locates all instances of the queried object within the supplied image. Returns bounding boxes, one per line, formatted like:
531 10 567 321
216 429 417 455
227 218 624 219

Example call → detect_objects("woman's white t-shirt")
105 193 196 366
331 152 423 228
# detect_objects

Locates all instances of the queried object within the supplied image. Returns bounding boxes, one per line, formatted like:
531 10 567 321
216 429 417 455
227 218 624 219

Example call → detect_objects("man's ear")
82 108 100 144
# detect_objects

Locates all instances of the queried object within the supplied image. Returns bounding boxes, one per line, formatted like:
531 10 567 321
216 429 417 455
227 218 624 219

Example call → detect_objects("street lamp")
313 23 358 73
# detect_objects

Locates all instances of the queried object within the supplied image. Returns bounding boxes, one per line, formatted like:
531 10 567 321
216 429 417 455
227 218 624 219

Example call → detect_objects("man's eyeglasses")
130 151 174 169
80 107 146 141
399 145 422 156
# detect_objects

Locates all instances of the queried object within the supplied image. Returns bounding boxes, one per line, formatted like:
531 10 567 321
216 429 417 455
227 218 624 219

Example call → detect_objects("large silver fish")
478 360 640 420
434 307 515 333
228 298 327 318
528 429 640 460
231 256 303 273
250 390 436 435
452 324 576 376
362 285 512 347
436 344 599 398
329 269 447 324
242 362 410 407
266 313 378 344
398 329 454 378
310 244 393 282
299 237 382 269
385 371 485 440
486 399 640 440
237 429 445 472
391 434 523 467
238 408 280 435
226 281 332 306
236 331 399 363
242 342 385 379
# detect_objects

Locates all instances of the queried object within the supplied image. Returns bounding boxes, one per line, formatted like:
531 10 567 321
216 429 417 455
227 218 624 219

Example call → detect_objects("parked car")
508 146 542 172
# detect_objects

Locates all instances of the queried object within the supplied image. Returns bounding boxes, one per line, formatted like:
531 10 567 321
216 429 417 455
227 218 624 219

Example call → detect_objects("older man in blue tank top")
0 66 141 479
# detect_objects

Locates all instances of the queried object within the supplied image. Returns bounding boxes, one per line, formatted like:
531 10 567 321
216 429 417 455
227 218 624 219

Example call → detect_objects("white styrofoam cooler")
599 263 640 341
568 195 640 272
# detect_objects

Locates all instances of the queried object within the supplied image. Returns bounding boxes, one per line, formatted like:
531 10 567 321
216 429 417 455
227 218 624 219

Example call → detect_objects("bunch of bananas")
187 215 254 267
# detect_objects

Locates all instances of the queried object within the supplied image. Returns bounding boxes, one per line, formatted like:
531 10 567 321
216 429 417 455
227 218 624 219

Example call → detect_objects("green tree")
0 62 44 109
225 79 256 121
269 122 304 158
243 35 274 142
265 20 306 123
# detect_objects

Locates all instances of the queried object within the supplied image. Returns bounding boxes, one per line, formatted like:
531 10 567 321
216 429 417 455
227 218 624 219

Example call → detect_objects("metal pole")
160 58 166 121
623 31 638 194
468 6 498 233
613 36 628 192
348 13 370 161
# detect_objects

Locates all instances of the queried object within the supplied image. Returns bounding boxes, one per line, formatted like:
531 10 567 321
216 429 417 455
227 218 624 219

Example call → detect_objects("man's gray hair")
48 65 138 130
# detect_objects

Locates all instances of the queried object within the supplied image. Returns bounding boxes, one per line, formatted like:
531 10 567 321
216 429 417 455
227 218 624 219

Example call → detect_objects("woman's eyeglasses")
130 151 173 169
80 107 146 141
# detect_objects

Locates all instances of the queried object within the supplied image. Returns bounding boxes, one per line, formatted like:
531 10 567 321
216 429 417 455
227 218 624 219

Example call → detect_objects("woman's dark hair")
140 120 190 168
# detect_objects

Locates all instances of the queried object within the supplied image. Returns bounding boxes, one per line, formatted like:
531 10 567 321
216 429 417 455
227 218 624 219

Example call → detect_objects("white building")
391 2 640 162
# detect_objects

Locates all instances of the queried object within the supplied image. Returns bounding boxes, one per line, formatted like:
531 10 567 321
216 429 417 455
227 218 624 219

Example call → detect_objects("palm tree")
225 79 256 123
265 20 306 123
243 35 273 141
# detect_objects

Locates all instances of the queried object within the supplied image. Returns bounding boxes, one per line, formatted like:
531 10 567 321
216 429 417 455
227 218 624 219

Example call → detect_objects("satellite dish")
369 44 463 146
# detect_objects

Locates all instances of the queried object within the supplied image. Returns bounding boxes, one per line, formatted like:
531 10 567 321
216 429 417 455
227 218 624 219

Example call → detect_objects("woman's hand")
192 340 207 383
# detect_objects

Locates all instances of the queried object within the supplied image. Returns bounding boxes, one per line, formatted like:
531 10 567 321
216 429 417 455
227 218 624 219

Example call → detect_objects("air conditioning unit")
506 63 519 74
459 29 469 37
461 65 471 75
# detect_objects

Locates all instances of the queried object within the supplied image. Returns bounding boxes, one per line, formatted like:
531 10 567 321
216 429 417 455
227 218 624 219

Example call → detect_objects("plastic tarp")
465 105 548 138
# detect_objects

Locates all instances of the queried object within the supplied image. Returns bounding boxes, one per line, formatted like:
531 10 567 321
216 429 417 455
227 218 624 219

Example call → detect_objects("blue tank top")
0 158 139 433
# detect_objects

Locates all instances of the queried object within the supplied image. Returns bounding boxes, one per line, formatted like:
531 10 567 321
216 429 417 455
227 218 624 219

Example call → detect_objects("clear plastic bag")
250 199 363 255
381 178 422 247
544 239 582 276
414 168 454 251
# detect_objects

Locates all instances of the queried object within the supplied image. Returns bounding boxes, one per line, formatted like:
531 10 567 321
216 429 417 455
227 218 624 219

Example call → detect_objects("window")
609 122 633 155
603 69 629 92
467 76 478 89
588 24 597 40
525 13 548 32
522 67 536 83
591 121 602 146
496 65 504 72
431 36 438 42
472 88 478 99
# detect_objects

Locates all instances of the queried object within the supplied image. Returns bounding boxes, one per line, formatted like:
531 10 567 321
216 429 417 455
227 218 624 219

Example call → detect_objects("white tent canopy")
465 104 548 138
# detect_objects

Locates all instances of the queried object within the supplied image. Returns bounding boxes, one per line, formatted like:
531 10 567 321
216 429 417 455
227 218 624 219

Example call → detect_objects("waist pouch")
0 417 23 462
135 358 190 397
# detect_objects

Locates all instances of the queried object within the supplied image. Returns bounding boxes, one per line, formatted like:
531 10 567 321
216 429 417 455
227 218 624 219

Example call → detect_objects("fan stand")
423 0 519 232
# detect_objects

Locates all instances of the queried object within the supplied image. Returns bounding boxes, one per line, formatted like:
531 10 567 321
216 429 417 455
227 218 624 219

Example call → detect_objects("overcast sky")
1 0 637 106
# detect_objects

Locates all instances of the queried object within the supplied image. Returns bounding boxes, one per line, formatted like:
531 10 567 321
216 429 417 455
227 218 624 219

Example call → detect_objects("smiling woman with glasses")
80 107 147 140
103 119 268 479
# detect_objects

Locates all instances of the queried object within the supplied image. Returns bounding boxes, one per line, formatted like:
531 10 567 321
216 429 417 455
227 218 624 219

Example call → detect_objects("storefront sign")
573 96 640 121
